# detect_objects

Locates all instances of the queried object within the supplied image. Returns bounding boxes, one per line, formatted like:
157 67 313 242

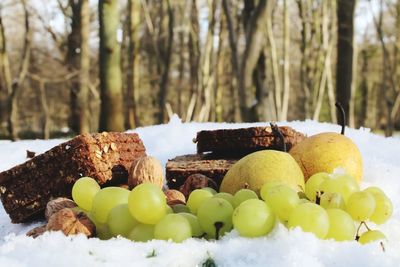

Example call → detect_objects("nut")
26 224 47 238
45 197 77 221
128 156 164 189
165 189 186 205
110 142 117 151
179 173 217 199
46 208 95 237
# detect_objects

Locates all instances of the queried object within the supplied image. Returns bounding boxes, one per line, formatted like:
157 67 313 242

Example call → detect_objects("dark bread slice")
195 126 306 155
0 132 146 223
166 154 237 190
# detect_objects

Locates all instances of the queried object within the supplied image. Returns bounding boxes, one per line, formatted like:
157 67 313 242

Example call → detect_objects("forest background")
0 0 399 140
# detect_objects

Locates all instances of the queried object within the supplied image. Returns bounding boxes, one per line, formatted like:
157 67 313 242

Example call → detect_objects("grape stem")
270 123 287 152
214 222 223 240
335 102 346 135
355 221 372 240
315 191 323 205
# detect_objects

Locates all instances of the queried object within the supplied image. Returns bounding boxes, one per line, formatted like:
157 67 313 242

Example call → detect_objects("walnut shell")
165 189 186 205
179 173 217 199
45 197 77 221
46 208 95 237
128 156 164 189
26 224 47 238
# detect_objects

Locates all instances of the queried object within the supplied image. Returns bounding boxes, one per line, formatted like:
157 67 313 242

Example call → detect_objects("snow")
1 117 400 267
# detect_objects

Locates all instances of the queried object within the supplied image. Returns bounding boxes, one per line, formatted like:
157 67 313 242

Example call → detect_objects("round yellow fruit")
289 132 363 183
219 150 305 195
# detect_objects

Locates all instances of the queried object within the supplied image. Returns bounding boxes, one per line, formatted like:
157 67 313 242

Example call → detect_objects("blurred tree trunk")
349 34 358 128
197 0 217 122
240 0 271 122
221 0 241 122
313 0 334 122
7 0 31 140
126 0 141 129
157 0 174 124
266 10 281 120
0 12 12 130
281 0 290 121
336 0 356 125
66 0 82 133
99 0 124 131
215 16 227 122
66 0 91 134
297 0 312 119
186 0 200 122
359 49 369 127
126 0 140 129
224 0 271 122
78 0 90 133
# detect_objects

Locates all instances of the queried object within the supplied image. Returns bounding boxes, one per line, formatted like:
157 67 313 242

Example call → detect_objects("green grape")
364 187 393 224
325 209 356 241
92 219 112 240
346 191 376 221
107 204 138 238
213 192 235 207
72 177 100 211
260 181 284 201
154 214 192 242
197 198 234 239
172 204 191 213
128 183 166 224
202 187 218 195
166 205 174 214
358 230 386 244
305 172 329 202
320 173 359 203
180 213 204 237
232 199 275 237
320 192 346 210
299 198 311 204
233 189 258 207
263 185 300 222
186 189 213 214
90 187 130 224
288 203 329 239
128 223 155 242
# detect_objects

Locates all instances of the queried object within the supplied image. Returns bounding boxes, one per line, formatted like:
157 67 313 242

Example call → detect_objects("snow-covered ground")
0 117 400 267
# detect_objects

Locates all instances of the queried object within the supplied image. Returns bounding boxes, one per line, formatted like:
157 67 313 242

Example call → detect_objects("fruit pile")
71 169 392 244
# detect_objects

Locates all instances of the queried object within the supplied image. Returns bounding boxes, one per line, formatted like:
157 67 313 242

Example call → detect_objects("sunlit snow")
0 117 399 267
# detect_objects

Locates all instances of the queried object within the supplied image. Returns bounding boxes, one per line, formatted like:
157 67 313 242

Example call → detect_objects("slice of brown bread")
0 132 146 223
195 126 306 155
166 154 237 190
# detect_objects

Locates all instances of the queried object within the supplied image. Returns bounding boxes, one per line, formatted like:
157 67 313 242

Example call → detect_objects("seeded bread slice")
0 132 146 223
166 154 237 190
195 126 306 156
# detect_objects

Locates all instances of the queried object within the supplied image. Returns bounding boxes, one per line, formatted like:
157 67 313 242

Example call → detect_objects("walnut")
45 197 77 221
128 156 164 189
46 208 95 237
165 189 186 205
179 173 217 199
26 224 47 238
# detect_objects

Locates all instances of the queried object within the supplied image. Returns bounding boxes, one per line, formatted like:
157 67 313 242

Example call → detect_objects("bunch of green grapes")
299 172 392 243
70 171 392 245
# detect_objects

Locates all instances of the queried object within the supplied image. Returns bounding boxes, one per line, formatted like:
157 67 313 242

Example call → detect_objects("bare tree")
99 0 124 131
77 0 90 133
157 0 174 124
223 0 272 122
0 9 12 130
126 0 141 129
7 0 31 140
336 0 356 124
